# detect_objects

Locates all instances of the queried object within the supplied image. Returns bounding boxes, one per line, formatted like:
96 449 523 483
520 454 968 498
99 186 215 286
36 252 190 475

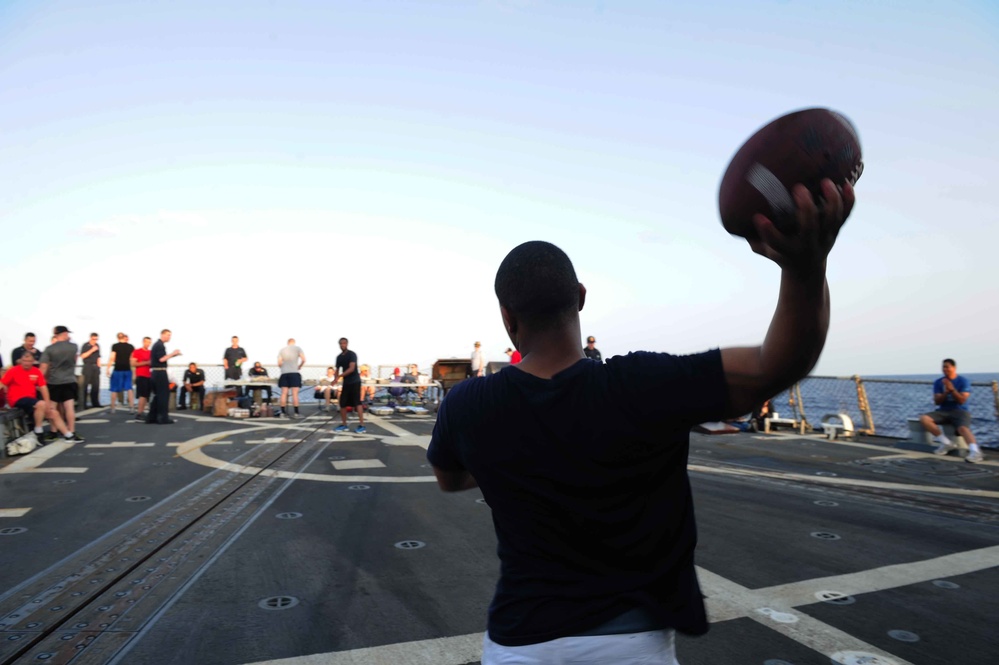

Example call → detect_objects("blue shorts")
278 373 302 389
110 370 133 393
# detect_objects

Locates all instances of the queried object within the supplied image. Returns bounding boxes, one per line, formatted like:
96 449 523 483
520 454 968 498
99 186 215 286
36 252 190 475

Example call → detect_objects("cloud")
77 223 117 238
637 230 670 245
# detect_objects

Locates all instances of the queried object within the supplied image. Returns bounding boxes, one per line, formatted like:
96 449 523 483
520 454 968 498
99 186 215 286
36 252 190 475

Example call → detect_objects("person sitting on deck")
247 362 272 403
750 399 772 433
316 367 339 411
178 362 206 410
922 358 984 464
1 352 76 445
401 363 424 398
359 364 376 403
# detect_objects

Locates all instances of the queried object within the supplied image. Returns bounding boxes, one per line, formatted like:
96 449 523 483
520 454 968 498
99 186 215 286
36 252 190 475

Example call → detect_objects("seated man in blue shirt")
427 179 854 664
922 358 984 463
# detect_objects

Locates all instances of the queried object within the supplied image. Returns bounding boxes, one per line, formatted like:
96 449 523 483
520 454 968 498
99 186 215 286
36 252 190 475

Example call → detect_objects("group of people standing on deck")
0 329 370 438
468 335 603 378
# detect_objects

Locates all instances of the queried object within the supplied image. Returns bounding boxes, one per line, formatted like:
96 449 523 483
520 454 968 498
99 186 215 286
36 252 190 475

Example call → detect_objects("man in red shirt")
505 348 522 365
1 353 73 445
131 336 153 421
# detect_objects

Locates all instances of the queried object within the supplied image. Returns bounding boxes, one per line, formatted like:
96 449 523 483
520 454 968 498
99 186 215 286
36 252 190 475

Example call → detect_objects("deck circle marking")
52 479 76 485
932 580 960 589
348 485 370 491
815 471 838 477
887 630 919 643
0 527 28 536
258 596 299 610
125 496 151 502
276 512 302 520
810 532 841 540
816 591 855 605
394 540 425 550
813 500 839 507
764 660 795 665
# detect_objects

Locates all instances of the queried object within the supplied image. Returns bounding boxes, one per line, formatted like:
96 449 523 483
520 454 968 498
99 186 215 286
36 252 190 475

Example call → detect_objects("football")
718 108 863 239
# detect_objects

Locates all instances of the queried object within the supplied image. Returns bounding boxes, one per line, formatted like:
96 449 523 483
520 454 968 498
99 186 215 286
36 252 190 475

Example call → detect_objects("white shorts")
482 629 679 665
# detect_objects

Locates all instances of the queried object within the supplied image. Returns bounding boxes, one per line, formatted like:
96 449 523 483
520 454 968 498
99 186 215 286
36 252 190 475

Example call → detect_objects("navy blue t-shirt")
336 350 361 385
150 340 168 369
427 350 728 647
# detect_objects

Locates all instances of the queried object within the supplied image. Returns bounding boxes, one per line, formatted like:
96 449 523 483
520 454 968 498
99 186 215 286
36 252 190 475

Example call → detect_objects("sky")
1 0 996 376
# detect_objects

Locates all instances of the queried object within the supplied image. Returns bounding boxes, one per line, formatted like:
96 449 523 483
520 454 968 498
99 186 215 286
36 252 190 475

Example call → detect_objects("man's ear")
578 283 587 312
500 305 518 343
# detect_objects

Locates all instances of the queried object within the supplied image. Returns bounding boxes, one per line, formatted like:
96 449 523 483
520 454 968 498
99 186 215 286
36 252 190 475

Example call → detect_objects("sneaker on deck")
932 440 957 455
65 433 85 443
334 425 349 432
965 450 984 464
355 426 366 434
35 432 47 446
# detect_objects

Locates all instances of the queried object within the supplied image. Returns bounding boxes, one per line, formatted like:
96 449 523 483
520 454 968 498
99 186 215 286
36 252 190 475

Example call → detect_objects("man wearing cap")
583 336 603 363
147 329 182 425
470 341 485 378
39 326 84 442
505 348 522 365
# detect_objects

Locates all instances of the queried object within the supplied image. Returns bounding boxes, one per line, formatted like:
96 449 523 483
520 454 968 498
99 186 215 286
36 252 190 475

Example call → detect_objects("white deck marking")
84 441 156 448
245 632 484 665
331 459 385 471
689 463 999 499
167 440 232 447
246 437 295 444
175 427 435 483
0 441 84 475
0 508 31 517
74 418 110 424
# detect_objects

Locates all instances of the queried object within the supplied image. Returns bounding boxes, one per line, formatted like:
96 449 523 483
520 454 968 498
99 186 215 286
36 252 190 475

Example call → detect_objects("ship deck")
1 407 997 665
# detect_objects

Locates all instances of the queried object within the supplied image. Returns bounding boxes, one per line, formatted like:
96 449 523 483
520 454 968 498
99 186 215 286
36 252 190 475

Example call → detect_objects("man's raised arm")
721 180 854 417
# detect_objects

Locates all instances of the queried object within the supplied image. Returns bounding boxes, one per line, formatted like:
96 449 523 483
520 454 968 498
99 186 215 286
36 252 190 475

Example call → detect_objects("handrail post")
854 375 875 435
794 382 809 433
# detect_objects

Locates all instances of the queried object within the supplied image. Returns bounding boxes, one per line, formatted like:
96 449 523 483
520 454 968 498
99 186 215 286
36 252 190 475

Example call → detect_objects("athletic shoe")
289 413 301 419
44 431 60 442
133 416 146 423
355 426 367 434
932 441 957 455
65 433 86 443
966 450 984 464
35 432 47 446
334 425 349 432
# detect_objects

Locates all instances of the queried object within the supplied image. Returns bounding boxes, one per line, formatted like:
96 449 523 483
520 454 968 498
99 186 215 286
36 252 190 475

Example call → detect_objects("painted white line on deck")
755 543 999 610
689 463 999 499
247 438 295 444
363 413 415 439
167 441 232 447
84 441 156 448
74 418 110 424
331 459 386 471
245 632 483 665
0 508 31 517
0 441 78 475
26 467 89 474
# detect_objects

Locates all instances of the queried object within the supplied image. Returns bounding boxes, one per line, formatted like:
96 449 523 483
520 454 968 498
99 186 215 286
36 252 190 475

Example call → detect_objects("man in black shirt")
11 333 42 367
178 362 206 410
427 178 854 662
333 337 365 433
583 335 602 362
247 361 272 403
80 332 102 408
147 329 182 424
223 336 248 396
107 333 136 414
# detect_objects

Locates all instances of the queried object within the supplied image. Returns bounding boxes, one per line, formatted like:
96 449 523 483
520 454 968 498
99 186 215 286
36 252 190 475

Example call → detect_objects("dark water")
771 373 999 449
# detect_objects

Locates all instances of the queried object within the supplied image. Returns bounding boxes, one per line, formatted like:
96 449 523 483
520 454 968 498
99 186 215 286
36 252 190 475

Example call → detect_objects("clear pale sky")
1 0 996 375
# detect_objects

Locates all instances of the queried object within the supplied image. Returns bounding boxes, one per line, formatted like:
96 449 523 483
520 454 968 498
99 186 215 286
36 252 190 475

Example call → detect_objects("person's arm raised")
721 179 854 418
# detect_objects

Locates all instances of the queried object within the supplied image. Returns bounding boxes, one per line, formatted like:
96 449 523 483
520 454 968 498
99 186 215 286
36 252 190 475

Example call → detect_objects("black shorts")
925 409 972 429
136 376 152 399
278 373 302 389
339 382 361 408
49 383 77 403
14 397 40 413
